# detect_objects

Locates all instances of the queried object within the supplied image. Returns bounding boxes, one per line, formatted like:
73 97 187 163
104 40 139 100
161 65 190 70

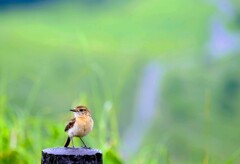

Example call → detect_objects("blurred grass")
0 0 212 57
0 83 123 163
1 0 240 163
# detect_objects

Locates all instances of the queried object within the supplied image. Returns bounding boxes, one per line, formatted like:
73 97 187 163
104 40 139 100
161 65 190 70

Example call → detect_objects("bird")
64 105 94 148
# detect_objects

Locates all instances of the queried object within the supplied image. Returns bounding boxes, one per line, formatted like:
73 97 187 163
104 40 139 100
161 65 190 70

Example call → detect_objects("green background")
0 0 240 163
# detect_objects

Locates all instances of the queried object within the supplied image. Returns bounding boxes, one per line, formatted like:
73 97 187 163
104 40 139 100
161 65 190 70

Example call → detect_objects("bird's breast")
68 116 93 138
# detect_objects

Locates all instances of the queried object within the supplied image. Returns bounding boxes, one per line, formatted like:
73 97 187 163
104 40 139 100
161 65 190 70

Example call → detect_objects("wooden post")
41 147 102 164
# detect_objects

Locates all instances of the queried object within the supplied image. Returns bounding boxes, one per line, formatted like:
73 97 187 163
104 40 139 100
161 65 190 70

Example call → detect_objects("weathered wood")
41 147 102 164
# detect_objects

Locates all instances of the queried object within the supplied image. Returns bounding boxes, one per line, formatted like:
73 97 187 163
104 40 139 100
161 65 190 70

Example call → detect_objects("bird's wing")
64 118 76 132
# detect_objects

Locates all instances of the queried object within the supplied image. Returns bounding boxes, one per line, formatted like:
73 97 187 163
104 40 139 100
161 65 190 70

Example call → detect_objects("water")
120 0 240 160
120 62 163 159
206 0 239 59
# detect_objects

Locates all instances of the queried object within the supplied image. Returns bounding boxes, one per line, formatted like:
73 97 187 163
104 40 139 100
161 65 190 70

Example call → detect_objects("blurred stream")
120 0 240 160
206 0 239 59
120 62 163 159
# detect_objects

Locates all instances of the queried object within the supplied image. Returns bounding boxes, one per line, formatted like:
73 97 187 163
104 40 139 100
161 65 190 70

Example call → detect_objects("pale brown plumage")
64 105 94 148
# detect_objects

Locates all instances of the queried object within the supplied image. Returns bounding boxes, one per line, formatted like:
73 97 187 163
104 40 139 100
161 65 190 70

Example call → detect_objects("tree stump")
41 147 102 164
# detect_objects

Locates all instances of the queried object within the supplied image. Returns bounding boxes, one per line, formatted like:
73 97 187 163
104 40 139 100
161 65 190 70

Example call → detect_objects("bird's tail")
64 136 70 147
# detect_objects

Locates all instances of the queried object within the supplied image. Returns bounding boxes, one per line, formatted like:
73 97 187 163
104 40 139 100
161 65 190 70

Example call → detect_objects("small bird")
64 105 94 148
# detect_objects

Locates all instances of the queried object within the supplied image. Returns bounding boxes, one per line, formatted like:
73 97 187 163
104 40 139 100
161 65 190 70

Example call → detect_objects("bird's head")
70 105 91 117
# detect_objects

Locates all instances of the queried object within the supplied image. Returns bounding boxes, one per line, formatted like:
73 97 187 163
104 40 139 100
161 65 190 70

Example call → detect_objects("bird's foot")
82 146 91 149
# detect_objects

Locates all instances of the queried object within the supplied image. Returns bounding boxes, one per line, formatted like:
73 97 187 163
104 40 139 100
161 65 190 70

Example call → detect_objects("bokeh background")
1 0 240 163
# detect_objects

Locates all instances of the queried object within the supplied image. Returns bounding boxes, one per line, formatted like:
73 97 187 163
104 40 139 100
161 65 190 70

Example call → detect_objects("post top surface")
42 147 102 156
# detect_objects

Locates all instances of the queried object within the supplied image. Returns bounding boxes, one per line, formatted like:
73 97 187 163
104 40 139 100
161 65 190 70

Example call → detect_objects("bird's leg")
71 138 75 148
64 136 71 147
80 137 88 148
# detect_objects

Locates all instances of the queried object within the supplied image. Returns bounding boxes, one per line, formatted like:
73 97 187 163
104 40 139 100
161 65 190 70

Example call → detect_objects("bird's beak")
70 109 77 112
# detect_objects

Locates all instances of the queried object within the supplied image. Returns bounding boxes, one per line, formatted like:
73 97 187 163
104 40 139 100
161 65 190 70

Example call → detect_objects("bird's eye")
80 109 83 112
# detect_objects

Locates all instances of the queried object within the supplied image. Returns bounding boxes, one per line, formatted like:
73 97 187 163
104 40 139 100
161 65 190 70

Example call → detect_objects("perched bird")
64 105 94 148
